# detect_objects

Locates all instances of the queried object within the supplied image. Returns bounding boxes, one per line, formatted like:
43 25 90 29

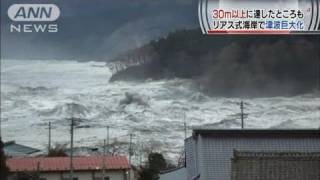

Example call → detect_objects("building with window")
6 156 132 180
185 129 320 180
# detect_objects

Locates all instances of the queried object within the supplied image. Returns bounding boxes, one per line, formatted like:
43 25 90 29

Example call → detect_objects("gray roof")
4 141 40 156
192 129 320 138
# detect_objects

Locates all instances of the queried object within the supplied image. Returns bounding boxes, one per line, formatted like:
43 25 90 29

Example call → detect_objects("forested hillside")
110 29 320 96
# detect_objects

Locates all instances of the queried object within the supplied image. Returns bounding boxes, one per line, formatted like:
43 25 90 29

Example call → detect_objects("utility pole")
240 101 244 129
102 126 110 180
37 161 40 180
102 139 106 180
0 114 2 139
140 143 143 165
48 122 51 154
184 120 187 167
184 122 187 139
315 35 320 126
101 126 110 180
69 117 74 180
107 126 110 153
129 134 133 163
184 112 187 140
317 35 320 91
128 133 133 180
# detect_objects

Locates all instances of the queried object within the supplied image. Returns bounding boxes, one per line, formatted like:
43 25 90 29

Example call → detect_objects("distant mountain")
110 29 320 97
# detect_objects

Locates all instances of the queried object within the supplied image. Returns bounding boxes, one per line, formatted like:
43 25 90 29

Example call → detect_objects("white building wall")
9 170 126 180
185 137 197 179
61 171 93 180
186 136 320 180
41 173 61 180
94 170 128 180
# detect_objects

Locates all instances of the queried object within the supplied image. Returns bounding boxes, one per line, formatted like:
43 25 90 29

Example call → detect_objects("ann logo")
8 4 60 22
8 4 60 33
14 6 52 20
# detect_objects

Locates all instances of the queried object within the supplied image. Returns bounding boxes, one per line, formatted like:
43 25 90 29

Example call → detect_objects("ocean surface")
1 59 320 162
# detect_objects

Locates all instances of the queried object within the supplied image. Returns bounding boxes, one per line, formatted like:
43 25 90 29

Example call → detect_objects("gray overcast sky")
1 0 198 60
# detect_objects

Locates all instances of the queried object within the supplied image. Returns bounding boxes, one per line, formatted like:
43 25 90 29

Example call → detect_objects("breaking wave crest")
2 60 320 161
15 86 58 96
38 102 91 117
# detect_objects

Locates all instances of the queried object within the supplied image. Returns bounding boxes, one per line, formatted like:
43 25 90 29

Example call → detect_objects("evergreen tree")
138 153 167 180
148 153 167 173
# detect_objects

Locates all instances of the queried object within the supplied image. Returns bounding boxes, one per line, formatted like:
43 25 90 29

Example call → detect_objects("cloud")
1 0 197 60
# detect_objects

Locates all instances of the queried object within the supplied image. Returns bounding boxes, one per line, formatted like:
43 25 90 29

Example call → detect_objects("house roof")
7 156 130 172
192 129 320 138
4 141 40 156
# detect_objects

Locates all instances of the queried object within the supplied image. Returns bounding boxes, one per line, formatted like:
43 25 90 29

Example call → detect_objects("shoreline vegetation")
108 28 320 97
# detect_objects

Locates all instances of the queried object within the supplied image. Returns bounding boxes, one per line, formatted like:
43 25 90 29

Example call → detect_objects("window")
62 177 78 180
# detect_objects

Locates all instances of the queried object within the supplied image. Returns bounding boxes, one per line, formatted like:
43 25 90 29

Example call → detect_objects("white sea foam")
1 59 320 162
